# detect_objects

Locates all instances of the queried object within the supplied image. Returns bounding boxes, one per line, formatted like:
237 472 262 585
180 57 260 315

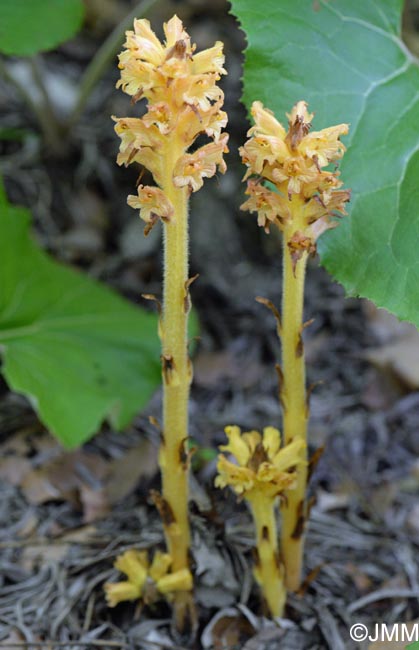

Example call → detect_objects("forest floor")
1 1 419 648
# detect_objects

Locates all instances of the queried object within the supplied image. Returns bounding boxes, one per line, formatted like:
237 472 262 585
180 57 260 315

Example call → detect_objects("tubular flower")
104 549 193 607
127 185 174 235
215 425 306 501
114 15 228 232
173 133 228 192
241 179 291 233
240 100 350 250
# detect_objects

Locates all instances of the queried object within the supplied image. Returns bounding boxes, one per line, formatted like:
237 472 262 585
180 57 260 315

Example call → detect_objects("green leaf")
0 189 161 448
0 0 84 56
231 0 419 326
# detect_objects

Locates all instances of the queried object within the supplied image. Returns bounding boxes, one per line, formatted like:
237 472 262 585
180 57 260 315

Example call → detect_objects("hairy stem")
249 492 285 617
160 139 193 629
280 215 308 592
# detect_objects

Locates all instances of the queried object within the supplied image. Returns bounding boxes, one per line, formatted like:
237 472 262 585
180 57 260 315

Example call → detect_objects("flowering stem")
280 215 309 592
249 492 286 617
113 14 228 628
239 100 350 608
160 138 193 627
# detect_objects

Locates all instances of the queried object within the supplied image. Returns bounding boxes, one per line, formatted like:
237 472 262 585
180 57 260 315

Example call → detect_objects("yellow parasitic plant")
215 425 305 617
239 101 350 594
105 549 192 608
107 15 228 627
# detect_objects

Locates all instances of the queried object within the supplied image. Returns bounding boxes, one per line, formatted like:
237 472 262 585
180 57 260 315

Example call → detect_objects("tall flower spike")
215 425 305 618
114 15 228 237
239 101 349 595
112 16 228 630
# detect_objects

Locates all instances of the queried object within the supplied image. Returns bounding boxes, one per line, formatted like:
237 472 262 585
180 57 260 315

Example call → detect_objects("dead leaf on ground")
79 485 109 522
20 449 108 507
105 439 157 504
363 301 417 344
0 456 32 486
242 626 288 650
194 350 264 388
0 628 28 650
313 489 351 513
0 430 157 522
21 541 71 572
344 562 373 593
20 524 98 571
363 301 419 392
79 438 158 522
366 334 419 391
201 607 256 650
361 367 404 411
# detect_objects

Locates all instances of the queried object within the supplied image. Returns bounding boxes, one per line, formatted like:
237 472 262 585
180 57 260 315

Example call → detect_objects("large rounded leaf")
0 0 84 56
0 186 161 448
231 0 419 326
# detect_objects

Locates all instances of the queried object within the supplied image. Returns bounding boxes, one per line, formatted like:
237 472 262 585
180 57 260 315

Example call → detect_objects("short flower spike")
216 425 306 499
215 425 306 617
104 549 193 608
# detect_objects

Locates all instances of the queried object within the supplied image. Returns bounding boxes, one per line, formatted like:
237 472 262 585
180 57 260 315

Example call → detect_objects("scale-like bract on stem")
106 15 228 629
237 100 350 607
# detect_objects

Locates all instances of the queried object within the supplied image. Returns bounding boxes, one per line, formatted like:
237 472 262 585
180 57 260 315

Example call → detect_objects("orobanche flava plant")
215 425 305 616
236 100 350 601
105 15 228 627
104 549 192 608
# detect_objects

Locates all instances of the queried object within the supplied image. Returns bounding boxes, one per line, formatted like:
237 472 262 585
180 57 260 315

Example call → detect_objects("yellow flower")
104 549 193 608
157 568 193 594
125 18 165 66
240 100 350 245
114 14 228 219
304 188 351 241
240 179 291 233
300 124 348 167
215 425 306 500
173 133 229 193
192 42 226 76
105 581 142 607
115 549 148 585
112 117 163 183
249 101 287 141
183 74 224 111
127 185 174 235
116 14 225 110
142 102 173 135
105 549 147 607
163 13 189 49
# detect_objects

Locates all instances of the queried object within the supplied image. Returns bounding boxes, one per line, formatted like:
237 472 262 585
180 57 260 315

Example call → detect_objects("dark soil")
1 1 419 648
